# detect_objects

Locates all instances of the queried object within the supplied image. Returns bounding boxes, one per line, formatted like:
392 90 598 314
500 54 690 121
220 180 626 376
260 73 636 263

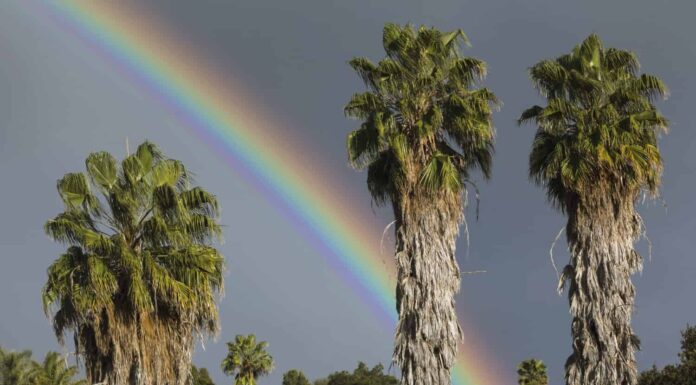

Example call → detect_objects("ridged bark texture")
562 190 643 385
79 307 194 385
393 196 463 385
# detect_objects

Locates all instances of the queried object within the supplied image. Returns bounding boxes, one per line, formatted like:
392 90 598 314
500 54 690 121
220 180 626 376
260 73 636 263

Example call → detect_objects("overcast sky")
1 1 696 384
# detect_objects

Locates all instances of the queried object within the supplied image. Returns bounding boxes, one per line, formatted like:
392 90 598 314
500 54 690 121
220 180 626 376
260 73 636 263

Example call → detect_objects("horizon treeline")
2 324 695 385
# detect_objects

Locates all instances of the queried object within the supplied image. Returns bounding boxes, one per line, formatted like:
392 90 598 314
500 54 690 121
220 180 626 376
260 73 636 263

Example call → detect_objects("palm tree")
0 347 34 385
517 359 548 385
42 141 224 385
344 23 497 385
31 352 85 385
221 335 273 385
519 34 668 385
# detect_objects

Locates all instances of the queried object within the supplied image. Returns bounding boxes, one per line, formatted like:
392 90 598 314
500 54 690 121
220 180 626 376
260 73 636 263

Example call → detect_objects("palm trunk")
562 191 642 385
393 196 463 385
81 308 194 385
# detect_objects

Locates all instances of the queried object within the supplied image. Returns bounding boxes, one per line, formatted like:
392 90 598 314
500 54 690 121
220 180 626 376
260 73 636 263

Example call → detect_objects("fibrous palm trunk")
562 189 642 385
80 307 194 385
393 195 463 385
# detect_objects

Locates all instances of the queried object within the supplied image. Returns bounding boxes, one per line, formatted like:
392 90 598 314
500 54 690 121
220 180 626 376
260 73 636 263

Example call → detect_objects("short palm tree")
31 352 85 385
344 23 497 385
221 335 273 385
42 141 224 385
517 359 548 385
0 347 34 385
520 34 668 385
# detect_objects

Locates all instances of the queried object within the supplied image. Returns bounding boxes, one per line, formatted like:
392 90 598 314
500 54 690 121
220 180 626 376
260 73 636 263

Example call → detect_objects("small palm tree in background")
221 335 273 385
32 352 85 385
520 34 668 385
42 141 224 385
0 347 34 385
517 359 548 385
345 23 498 385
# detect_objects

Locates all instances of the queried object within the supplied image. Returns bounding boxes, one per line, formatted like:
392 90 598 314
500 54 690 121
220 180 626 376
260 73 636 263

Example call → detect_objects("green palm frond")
0 348 35 385
32 351 86 385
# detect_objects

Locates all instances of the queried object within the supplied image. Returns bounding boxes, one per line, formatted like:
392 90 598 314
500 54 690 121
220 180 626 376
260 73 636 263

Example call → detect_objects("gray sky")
1 1 696 384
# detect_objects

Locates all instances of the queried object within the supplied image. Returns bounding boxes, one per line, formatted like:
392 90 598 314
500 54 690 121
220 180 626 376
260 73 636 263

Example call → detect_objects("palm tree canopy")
0 347 34 385
42 141 224 345
31 352 85 385
519 34 668 211
221 335 273 385
517 359 548 385
345 23 498 206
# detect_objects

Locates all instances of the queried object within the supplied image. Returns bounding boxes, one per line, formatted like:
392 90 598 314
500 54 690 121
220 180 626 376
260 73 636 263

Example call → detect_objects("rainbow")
38 2 504 384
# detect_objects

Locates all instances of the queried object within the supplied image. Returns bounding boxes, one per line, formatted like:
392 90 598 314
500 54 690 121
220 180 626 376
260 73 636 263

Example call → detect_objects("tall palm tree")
31 352 85 385
221 335 273 385
0 347 33 385
42 141 224 385
517 359 548 385
520 34 668 385
344 23 497 385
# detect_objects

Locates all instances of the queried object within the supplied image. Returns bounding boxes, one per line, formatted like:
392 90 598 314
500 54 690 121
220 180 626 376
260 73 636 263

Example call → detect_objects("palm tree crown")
520 34 668 211
0 348 34 385
42 141 224 385
221 335 273 385
517 359 548 385
345 23 498 208
31 352 85 385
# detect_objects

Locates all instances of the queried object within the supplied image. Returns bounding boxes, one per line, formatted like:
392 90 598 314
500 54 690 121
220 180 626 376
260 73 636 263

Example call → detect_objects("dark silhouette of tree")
316 362 398 385
191 366 216 385
282 370 310 385
639 325 696 385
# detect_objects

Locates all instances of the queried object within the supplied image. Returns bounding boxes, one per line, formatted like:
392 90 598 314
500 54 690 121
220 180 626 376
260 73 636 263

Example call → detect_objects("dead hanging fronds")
562 195 643 385
549 226 565 280
460 270 486 275
557 264 573 295
637 215 653 263
393 194 464 385
381 220 397 255
461 212 470 258
462 179 481 221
